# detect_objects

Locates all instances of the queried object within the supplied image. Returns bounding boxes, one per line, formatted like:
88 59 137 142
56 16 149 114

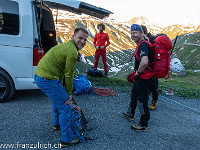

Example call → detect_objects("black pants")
150 77 158 100
130 77 154 127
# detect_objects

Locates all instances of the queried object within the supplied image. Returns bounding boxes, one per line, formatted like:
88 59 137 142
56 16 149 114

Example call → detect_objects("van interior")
37 4 57 54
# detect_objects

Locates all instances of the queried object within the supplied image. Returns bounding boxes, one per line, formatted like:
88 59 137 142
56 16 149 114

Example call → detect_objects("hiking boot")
104 71 108 77
53 125 60 130
149 100 157 110
131 123 148 131
60 138 79 148
123 108 134 121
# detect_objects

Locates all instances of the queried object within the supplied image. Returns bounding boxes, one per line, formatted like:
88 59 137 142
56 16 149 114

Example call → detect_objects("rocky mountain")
52 9 200 75
125 16 200 40
52 9 135 57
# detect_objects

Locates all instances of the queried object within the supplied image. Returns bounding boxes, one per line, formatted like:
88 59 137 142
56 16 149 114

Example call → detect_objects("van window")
0 0 19 35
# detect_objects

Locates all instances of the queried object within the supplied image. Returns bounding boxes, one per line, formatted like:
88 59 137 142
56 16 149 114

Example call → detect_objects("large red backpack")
135 34 172 79
153 34 172 78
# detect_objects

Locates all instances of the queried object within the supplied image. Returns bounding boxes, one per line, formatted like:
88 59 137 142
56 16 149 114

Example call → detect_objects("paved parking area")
0 89 200 150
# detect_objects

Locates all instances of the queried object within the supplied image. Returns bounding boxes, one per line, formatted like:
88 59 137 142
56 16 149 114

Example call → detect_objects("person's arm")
105 33 110 47
64 52 77 96
64 53 77 105
93 34 97 47
135 42 149 75
135 56 149 76
100 33 110 49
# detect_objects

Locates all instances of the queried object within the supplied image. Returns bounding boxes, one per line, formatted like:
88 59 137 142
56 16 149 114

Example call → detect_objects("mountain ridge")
52 10 200 73
53 10 200 56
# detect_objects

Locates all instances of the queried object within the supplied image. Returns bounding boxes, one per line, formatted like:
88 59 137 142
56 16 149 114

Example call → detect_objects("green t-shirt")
35 40 78 95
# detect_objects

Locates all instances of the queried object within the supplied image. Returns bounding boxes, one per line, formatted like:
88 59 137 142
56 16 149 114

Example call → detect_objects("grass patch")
158 71 200 99
86 70 200 99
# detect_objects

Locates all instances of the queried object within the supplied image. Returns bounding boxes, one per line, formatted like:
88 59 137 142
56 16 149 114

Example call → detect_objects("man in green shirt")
34 28 89 147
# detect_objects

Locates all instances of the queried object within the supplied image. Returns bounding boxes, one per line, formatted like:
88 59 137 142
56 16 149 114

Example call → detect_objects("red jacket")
93 32 110 50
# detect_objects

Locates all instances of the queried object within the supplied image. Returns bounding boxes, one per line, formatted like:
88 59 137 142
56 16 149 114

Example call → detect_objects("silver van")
0 0 112 102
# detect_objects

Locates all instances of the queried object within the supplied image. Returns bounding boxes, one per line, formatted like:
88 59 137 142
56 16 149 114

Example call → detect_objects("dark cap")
131 24 143 32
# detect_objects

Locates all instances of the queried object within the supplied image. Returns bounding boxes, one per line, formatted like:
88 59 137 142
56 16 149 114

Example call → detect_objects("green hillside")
172 32 200 70
53 9 200 71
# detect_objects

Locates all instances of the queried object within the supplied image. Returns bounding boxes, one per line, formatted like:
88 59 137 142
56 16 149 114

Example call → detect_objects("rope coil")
71 108 87 142
92 86 119 97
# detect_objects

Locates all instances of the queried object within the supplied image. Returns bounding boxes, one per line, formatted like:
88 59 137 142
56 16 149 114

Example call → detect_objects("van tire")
0 69 15 102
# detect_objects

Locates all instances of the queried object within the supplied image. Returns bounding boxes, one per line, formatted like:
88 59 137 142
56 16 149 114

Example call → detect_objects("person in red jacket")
93 23 110 77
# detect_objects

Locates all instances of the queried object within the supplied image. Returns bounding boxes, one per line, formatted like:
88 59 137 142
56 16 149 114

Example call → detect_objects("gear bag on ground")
86 67 104 77
73 74 93 95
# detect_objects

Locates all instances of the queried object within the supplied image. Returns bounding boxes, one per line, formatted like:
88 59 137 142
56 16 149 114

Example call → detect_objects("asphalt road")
0 89 200 150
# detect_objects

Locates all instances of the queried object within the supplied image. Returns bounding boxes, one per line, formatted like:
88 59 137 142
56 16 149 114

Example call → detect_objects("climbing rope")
92 86 119 97
71 107 87 142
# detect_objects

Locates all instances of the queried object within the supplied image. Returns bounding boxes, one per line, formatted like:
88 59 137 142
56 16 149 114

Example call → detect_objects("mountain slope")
75 32 200 77
52 10 200 74
53 10 135 57
53 10 200 53
75 49 133 77
172 32 200 70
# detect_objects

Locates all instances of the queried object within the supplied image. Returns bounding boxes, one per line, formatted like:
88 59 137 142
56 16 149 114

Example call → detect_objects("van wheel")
0 69 15 102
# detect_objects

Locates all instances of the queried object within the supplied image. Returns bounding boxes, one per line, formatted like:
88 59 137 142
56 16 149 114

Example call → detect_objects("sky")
81 0 200 27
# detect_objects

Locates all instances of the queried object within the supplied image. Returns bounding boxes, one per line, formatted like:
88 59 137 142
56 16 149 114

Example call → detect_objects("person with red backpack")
93 23 110 77
123 24 154 131
141 25 158 110
141 25 156 44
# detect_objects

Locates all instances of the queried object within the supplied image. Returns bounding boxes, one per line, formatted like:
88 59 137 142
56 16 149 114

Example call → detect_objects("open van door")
36 0 112 54
43 0 113 19
36 0 112 53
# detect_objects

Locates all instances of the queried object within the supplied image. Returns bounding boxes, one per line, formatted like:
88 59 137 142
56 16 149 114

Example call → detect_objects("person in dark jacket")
123 24 154 131
141 25 158 110
141 25 156 44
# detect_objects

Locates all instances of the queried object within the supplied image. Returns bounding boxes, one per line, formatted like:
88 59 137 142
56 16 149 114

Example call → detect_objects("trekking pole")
129 49 136 62
171 34 178 55
129 54 134 62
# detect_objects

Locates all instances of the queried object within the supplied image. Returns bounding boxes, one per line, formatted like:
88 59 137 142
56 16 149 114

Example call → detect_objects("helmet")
170 58 185 73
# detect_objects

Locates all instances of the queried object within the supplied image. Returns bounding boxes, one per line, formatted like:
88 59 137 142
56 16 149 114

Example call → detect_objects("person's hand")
135 70 141 76
65 95 73 106
134 70 140 81
96 46 100 49
100 46 105 49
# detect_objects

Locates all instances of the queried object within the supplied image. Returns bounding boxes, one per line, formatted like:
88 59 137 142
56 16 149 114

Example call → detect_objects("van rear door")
43 0 113 19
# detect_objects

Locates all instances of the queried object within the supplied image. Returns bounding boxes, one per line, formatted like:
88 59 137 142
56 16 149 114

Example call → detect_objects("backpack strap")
135 40 154 71
135 40 155 79
135 40 152 61
135 41 143 61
